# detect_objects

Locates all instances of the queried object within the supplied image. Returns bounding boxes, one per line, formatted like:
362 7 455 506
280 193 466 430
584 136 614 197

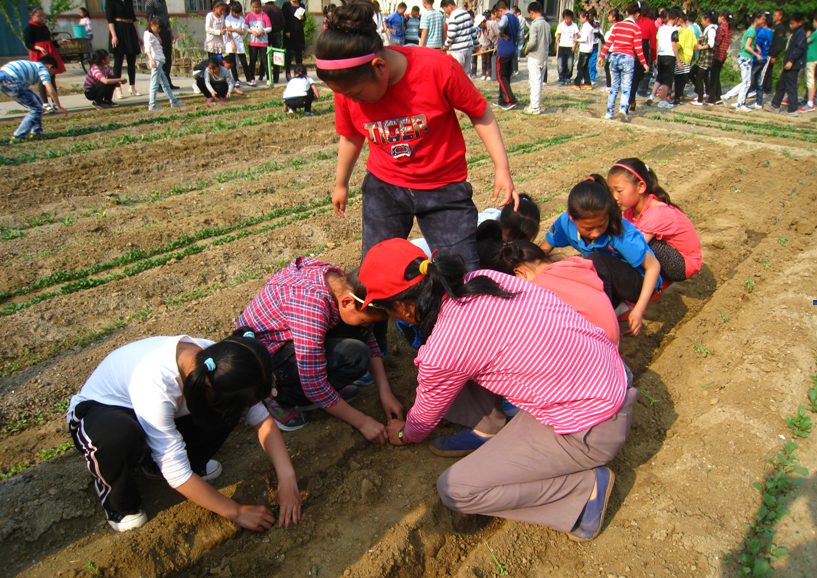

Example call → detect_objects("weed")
782 149 795 159
785 405 812 438
744 278 754 291
638 388 658 406
778 238 788 247
484 542 507 576
39 442 74 460
95 210 107 219
686 337 712 355
715 308 729 323
809 369 817 413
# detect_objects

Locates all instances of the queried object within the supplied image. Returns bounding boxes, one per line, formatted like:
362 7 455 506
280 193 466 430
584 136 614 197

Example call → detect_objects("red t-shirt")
623 194 702 279
334 45 487 190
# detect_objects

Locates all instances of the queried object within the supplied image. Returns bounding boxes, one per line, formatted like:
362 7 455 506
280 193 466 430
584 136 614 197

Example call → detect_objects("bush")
304 12 317 55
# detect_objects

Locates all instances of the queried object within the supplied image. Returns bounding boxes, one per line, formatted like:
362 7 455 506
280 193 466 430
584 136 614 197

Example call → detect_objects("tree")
0 1 26 44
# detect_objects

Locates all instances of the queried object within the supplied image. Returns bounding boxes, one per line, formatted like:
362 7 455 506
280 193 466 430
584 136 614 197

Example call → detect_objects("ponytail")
608 157 679 210
183 327 273 427
88 49 109 66
369 255 517 344
482 240 551 276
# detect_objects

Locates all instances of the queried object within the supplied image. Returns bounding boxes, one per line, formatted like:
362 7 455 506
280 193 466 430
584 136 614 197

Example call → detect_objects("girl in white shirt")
67 328 301 533
572 11 595 87
224 2 251 85
144 18 184 111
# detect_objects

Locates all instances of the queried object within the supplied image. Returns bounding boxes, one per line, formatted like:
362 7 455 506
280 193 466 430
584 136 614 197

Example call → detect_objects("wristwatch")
397 427 405 443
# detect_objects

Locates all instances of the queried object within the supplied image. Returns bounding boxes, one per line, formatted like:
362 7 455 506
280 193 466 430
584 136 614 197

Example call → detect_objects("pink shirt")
533 257 620 346
404 270 627 442
623 194 702 279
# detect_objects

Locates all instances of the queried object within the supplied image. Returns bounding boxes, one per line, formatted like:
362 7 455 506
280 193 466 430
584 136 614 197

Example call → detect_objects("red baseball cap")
359 239 431 309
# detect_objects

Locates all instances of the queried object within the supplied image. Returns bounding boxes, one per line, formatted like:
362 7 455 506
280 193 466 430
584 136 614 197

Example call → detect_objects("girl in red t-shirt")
314 1 517 271
607 157 702 282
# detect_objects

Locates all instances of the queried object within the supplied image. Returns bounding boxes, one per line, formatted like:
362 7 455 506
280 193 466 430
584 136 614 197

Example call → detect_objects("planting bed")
1 84 816 578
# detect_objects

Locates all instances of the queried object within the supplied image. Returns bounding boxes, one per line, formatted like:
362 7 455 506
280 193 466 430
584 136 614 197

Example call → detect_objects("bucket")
72 24 87 38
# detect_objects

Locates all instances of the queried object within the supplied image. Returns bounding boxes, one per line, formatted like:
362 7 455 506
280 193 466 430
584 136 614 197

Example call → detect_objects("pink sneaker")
799 104 815 113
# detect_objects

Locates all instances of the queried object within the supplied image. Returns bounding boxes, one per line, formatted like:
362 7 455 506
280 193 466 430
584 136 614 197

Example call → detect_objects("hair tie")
204 358 216 372
316 53 377 70
243 331 255 339
613 163 646 184
587 175 595 182
418 260 432 276
644 164 651 172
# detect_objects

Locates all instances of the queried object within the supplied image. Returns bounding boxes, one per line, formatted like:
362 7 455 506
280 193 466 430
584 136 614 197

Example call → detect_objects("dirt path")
1 85 816 578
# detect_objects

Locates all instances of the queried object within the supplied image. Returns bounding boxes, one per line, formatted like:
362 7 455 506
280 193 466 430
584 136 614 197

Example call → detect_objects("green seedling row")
647 114 817 144
673 111 817 136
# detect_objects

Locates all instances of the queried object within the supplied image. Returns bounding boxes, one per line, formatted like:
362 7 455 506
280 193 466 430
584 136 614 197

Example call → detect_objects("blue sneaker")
429 429 492 457
502 399 521 418
353 372 373 386
569 467 615 542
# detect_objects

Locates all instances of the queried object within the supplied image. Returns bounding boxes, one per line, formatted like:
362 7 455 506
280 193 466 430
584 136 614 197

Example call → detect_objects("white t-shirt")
283 75 315 99
657 24 678 56
578 21 595 53
224 14 247 54
67 336 268 489
556 21 579 47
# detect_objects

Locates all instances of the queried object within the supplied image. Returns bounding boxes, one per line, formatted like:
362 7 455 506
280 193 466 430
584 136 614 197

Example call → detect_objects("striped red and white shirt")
83 64 113 90
404 270 627 442
600 18 648 68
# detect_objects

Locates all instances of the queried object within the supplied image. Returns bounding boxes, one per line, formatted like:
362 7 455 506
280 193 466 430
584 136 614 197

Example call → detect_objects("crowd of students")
62 1 706 549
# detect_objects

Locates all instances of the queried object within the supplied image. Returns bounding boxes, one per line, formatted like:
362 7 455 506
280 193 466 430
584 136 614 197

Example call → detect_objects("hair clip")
243 330 255 339
204 358 216 372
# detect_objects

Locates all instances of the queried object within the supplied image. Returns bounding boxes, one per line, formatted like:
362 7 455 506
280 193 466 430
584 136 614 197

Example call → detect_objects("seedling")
778 238 788 247
734 187 743 194
744 278 754 292
701 381 715 389
759 257 770 269
638 388 658 406
484 542 507 576
686 337 712 355
739 167 746 174
785 405 812 438
808 372 817 413
688 212 698 221
765 160 771 167
715 308 729 323
791 189 798 197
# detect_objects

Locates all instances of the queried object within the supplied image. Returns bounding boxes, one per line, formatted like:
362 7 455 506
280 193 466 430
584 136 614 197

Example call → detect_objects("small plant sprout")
744 278 754 292
739 167 746 174
760 257 770 269
778 238 788 247
715 308 729 323
484 542 507 576
791 189 798 197
638 388 658 406
686 337 712 355
785 405 812 438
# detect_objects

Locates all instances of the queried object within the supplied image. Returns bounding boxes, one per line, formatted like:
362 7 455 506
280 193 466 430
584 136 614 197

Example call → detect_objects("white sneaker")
286 107 294 118
522 106 541 115
605 112 615 120
191 82 201 94
721 97 729 108
617 110 629 123
148 105 162 111
689 100 705 106
108 510 148 532
751 103 763 109
200 459 223 481
171 101 186 108
731 102 739 108
736 105 754 113
481 75 487 81
657 100 669 108
747 90 757 99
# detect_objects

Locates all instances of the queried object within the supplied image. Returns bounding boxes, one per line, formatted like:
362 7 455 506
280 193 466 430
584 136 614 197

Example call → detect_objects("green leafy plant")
715 308 729 323
744 278 754 292
786 405 812 438
0 1 26 44
760 257 770 269
638 388 658 406
686 337 712 355
778 238 788 247
484 542 507 576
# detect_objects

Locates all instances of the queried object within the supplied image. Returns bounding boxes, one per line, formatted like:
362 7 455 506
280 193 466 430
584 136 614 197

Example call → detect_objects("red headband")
316 53 377 70
613 163 645 184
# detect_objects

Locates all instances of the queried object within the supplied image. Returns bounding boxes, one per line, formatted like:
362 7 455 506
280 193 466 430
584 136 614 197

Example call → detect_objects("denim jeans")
607 52 634 116
723 56 752 107
589 46 598 82
557 46 574 82
0 72 44 137
751 60 768 106
148 60 179 107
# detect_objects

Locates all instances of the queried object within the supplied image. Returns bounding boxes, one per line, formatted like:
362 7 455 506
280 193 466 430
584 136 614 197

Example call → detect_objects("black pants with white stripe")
69 401 234 519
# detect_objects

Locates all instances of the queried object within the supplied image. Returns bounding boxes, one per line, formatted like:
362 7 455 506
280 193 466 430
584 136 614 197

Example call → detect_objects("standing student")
237 257 401 438
670 11 696 106
405 6 421 45
768 12 808 116
800 14 817 113
523 2 550 115
645 7 680 108
608 158 702 283
315 0 517 276
555 10 579 84
630 2 656 110
282 0 307 81
419 0 445 48
283 64 319 116
107 0 142 99
540 175 662 336
766 9 787 95
721 11 764 112
443 0 475 75
385 2 407 46
205 1 229 58
751 15 773 109
691 11 717 105
263 0 285 86
478 11 498 80
572 11 595 87
603 9 623 90
598 3 649 122
358 239 635 542
83 49 126 109
707 11 732 105
246 0 272 87
24 7 67 112
145 0 177 89
588 8 602 84
78 7 94 46
0 57 66 143
144 17 185 111
494 1 520 110
224 2 251 85
66 330 301 533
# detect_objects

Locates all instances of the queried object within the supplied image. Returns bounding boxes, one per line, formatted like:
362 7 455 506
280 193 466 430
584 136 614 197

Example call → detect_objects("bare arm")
332 134 365 217
255 417 301 527
42 81 67 114
539 239 554 253
420 28 428 46
627 251 661 336
323 398 388 447
108 22 118 47
470 107 518 210
175 473 275 531
369 355 403 421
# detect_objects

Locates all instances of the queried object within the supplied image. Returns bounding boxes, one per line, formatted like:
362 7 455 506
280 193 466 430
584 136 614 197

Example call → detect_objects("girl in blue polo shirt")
540 175 661 336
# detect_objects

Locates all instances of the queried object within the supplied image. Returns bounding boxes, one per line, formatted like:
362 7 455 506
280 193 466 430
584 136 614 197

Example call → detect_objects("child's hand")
493 166 518 210
276 475 302 528
231 505 276 531
626 308 644 336
119 78 127 84
380 390 404 422
358 415 388 447
332 185 349 217
235 88 244 95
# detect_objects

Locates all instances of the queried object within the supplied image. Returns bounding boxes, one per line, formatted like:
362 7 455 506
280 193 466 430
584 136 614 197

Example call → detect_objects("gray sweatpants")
436 382 637 531
360 171 479 271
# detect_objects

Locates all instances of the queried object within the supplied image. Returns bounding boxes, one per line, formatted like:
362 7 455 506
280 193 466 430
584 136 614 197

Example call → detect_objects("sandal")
129 86 142 97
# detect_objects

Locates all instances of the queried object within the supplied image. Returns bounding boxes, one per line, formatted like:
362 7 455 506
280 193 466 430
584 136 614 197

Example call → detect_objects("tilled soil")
1 83 816 578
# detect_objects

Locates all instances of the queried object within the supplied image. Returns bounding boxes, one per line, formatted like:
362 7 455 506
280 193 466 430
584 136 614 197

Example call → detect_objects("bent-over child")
283 64 319 116
194 56 244 102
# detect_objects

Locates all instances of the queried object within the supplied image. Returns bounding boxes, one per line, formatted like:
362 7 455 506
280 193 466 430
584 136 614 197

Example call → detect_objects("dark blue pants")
557 46 574 82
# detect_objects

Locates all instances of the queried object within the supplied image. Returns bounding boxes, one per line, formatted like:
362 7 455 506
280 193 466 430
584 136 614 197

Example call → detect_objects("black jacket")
783 26 807 70
769 22 786 57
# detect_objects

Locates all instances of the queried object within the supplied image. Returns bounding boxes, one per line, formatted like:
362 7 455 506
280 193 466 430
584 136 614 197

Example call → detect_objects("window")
185 0 211 12
88 0 146 14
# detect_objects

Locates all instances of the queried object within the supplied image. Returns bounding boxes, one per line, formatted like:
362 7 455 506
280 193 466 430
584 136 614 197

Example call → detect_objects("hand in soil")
626 308 644 337
359 415 389 447
276 477 303 528
233 505 276 531
380 390 404 422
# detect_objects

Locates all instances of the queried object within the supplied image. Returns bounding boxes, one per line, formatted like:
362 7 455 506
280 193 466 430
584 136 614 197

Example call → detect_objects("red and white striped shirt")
600 18 648 68
83 64 113 90
404 270 627 442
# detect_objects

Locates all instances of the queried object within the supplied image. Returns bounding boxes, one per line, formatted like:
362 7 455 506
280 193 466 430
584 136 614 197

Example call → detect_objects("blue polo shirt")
546 212 663 290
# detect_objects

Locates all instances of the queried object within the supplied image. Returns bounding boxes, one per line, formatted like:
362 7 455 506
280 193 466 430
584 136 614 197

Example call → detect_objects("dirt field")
1 82 816 578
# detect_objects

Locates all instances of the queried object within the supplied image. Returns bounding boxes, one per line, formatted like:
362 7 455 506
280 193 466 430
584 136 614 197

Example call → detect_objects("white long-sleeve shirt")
224 14 247 54
143 30 165 62
67 336 268 489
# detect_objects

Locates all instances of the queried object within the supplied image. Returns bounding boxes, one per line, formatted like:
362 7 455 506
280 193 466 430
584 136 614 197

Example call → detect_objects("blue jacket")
497 13 519 58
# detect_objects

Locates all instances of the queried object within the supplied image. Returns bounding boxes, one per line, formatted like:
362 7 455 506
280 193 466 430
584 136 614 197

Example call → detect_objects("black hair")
608 157 678 210
659 8 668 19
702 10 716 23
608 8 621 22
567 174 623 237
345 267 389 314
528 1 542 14
482 240 551 276
323 3 336 16
562 9 573 18
579 10 589 19
495 1 509 11
39 54 58 67
369 255 517 344
222 53 236 66
87 49 110 66
500 193 540 241
183 327 274 428
208 55 223 67
440 0 455 8
397 2 407 9
667 8 683 21
293 63 307 77
719 10 732 24
588 7 598 18
212 0 227 12
626 3 640 16
790 12 804 23
149 16 164 30
78 6 88 16
315 1 383 85
687 10 697 22
250 0 262 5
231 2 243 13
